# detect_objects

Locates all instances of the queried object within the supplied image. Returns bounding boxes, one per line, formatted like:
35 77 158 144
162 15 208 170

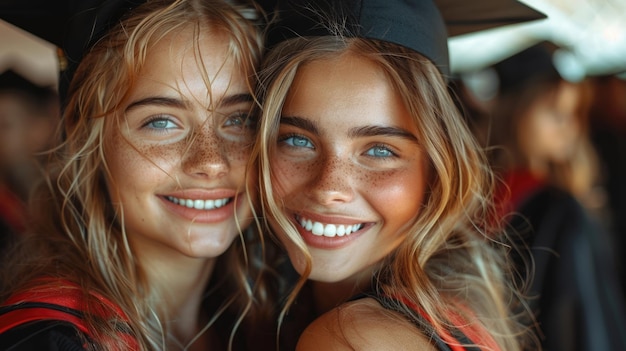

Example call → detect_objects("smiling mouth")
166 196 232 210
296 215 365 238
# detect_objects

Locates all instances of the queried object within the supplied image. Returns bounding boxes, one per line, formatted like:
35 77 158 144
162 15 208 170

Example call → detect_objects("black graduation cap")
0 0 144 57
0 0 145 103
0 69 56 99
260 0 545 75
0 0 545 90
493 42 561 94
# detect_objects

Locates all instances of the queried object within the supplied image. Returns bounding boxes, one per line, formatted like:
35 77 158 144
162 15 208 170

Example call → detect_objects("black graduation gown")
509 186 626 351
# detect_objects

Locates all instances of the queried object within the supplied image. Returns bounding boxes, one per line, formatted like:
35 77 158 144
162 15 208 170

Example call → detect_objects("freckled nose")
308 156 355 204
182 128 229 178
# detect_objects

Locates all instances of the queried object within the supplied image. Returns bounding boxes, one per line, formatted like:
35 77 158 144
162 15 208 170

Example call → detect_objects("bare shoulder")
296 297 438 351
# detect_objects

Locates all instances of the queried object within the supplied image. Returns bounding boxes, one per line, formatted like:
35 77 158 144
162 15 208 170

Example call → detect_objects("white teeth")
297 216 364 238
323 224 336 237
167 196 230 210
312 222 324 236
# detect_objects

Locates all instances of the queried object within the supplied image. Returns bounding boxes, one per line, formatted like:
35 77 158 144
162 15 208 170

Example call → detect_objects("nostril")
308 167 355 204
181 140 230 178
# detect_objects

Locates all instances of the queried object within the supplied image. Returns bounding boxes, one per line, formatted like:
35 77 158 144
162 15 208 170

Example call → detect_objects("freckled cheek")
221 140 252 165
270 155 317 198
361 171 426 223
223 141 255 191
135 144 183 169
106 136 182 181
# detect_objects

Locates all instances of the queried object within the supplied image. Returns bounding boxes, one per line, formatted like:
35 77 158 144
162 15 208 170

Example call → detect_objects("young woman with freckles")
0 0 274 350
251 0 538 350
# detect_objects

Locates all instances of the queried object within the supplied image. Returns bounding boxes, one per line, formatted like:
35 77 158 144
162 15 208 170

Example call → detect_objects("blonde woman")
252 0 536 350
0 0 271 350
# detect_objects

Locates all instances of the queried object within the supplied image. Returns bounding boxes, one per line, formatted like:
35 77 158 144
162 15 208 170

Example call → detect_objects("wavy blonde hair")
252 36 536 351
1 0 268 349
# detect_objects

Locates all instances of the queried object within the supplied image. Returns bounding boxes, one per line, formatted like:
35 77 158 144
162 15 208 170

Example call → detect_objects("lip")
292 211 371 250
159 189 244 224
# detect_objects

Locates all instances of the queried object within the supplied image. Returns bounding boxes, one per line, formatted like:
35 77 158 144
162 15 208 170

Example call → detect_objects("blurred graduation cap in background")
493 41 561 93
0 0 544 97
0 0 144 58
0 0 145 104
0 69 57 99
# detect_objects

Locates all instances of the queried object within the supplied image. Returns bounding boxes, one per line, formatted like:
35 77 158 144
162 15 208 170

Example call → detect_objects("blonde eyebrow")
348 125 419 143
220 93 254 106
280 115 320 134
281 116 418 144
125 96 187 112
125 93 253 113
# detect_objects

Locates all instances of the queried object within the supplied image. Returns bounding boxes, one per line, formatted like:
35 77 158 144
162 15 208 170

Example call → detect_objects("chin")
185 244 234 259
185 234 239 258
308 268 355 283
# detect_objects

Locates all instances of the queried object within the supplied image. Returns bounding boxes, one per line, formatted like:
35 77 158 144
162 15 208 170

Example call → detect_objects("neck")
143 255 217 349
311 274 372 315
524 156 550 180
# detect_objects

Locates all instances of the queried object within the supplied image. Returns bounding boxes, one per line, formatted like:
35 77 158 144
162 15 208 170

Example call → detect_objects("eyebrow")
125 93 253 112
280 116 320 134
348 125 419 143
125 96 186 112
221 93 254 106
280 115 418 143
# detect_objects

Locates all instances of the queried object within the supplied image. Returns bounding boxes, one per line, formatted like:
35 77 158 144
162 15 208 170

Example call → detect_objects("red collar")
1 278 137 350
494 169 546 220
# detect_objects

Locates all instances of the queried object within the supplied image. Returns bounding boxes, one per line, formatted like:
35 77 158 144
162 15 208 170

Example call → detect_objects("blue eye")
281 135 314 149
224 113 256 129
145 117 177 130
366 145 395 158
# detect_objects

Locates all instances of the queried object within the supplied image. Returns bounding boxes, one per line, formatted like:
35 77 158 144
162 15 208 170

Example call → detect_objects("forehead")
295 51 387 88
130 25 247 103
283 52 412 128
287 53 387 103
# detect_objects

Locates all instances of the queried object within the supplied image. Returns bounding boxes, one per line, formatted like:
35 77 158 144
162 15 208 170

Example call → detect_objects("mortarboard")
493 42 561 94
0 0 144 60
0 69 57 100
260 0 545 76
0 0 267 104
0 0 545 92
0 0 145 103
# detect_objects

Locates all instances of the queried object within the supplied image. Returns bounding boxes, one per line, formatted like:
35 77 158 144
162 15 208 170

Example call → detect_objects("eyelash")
142 115 178 132
365 144 398 158
225 112 256 129
277 132 399 160
278 133 314 148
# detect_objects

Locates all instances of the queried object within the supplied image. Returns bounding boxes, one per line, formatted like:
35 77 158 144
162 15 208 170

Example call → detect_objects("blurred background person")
454 42 626 351
488 44 604 215
0 69 60 252
587 75 626 293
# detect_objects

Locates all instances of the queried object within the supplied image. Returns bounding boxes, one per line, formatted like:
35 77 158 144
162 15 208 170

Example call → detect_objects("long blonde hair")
252 36 535 351
1 0 267 349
